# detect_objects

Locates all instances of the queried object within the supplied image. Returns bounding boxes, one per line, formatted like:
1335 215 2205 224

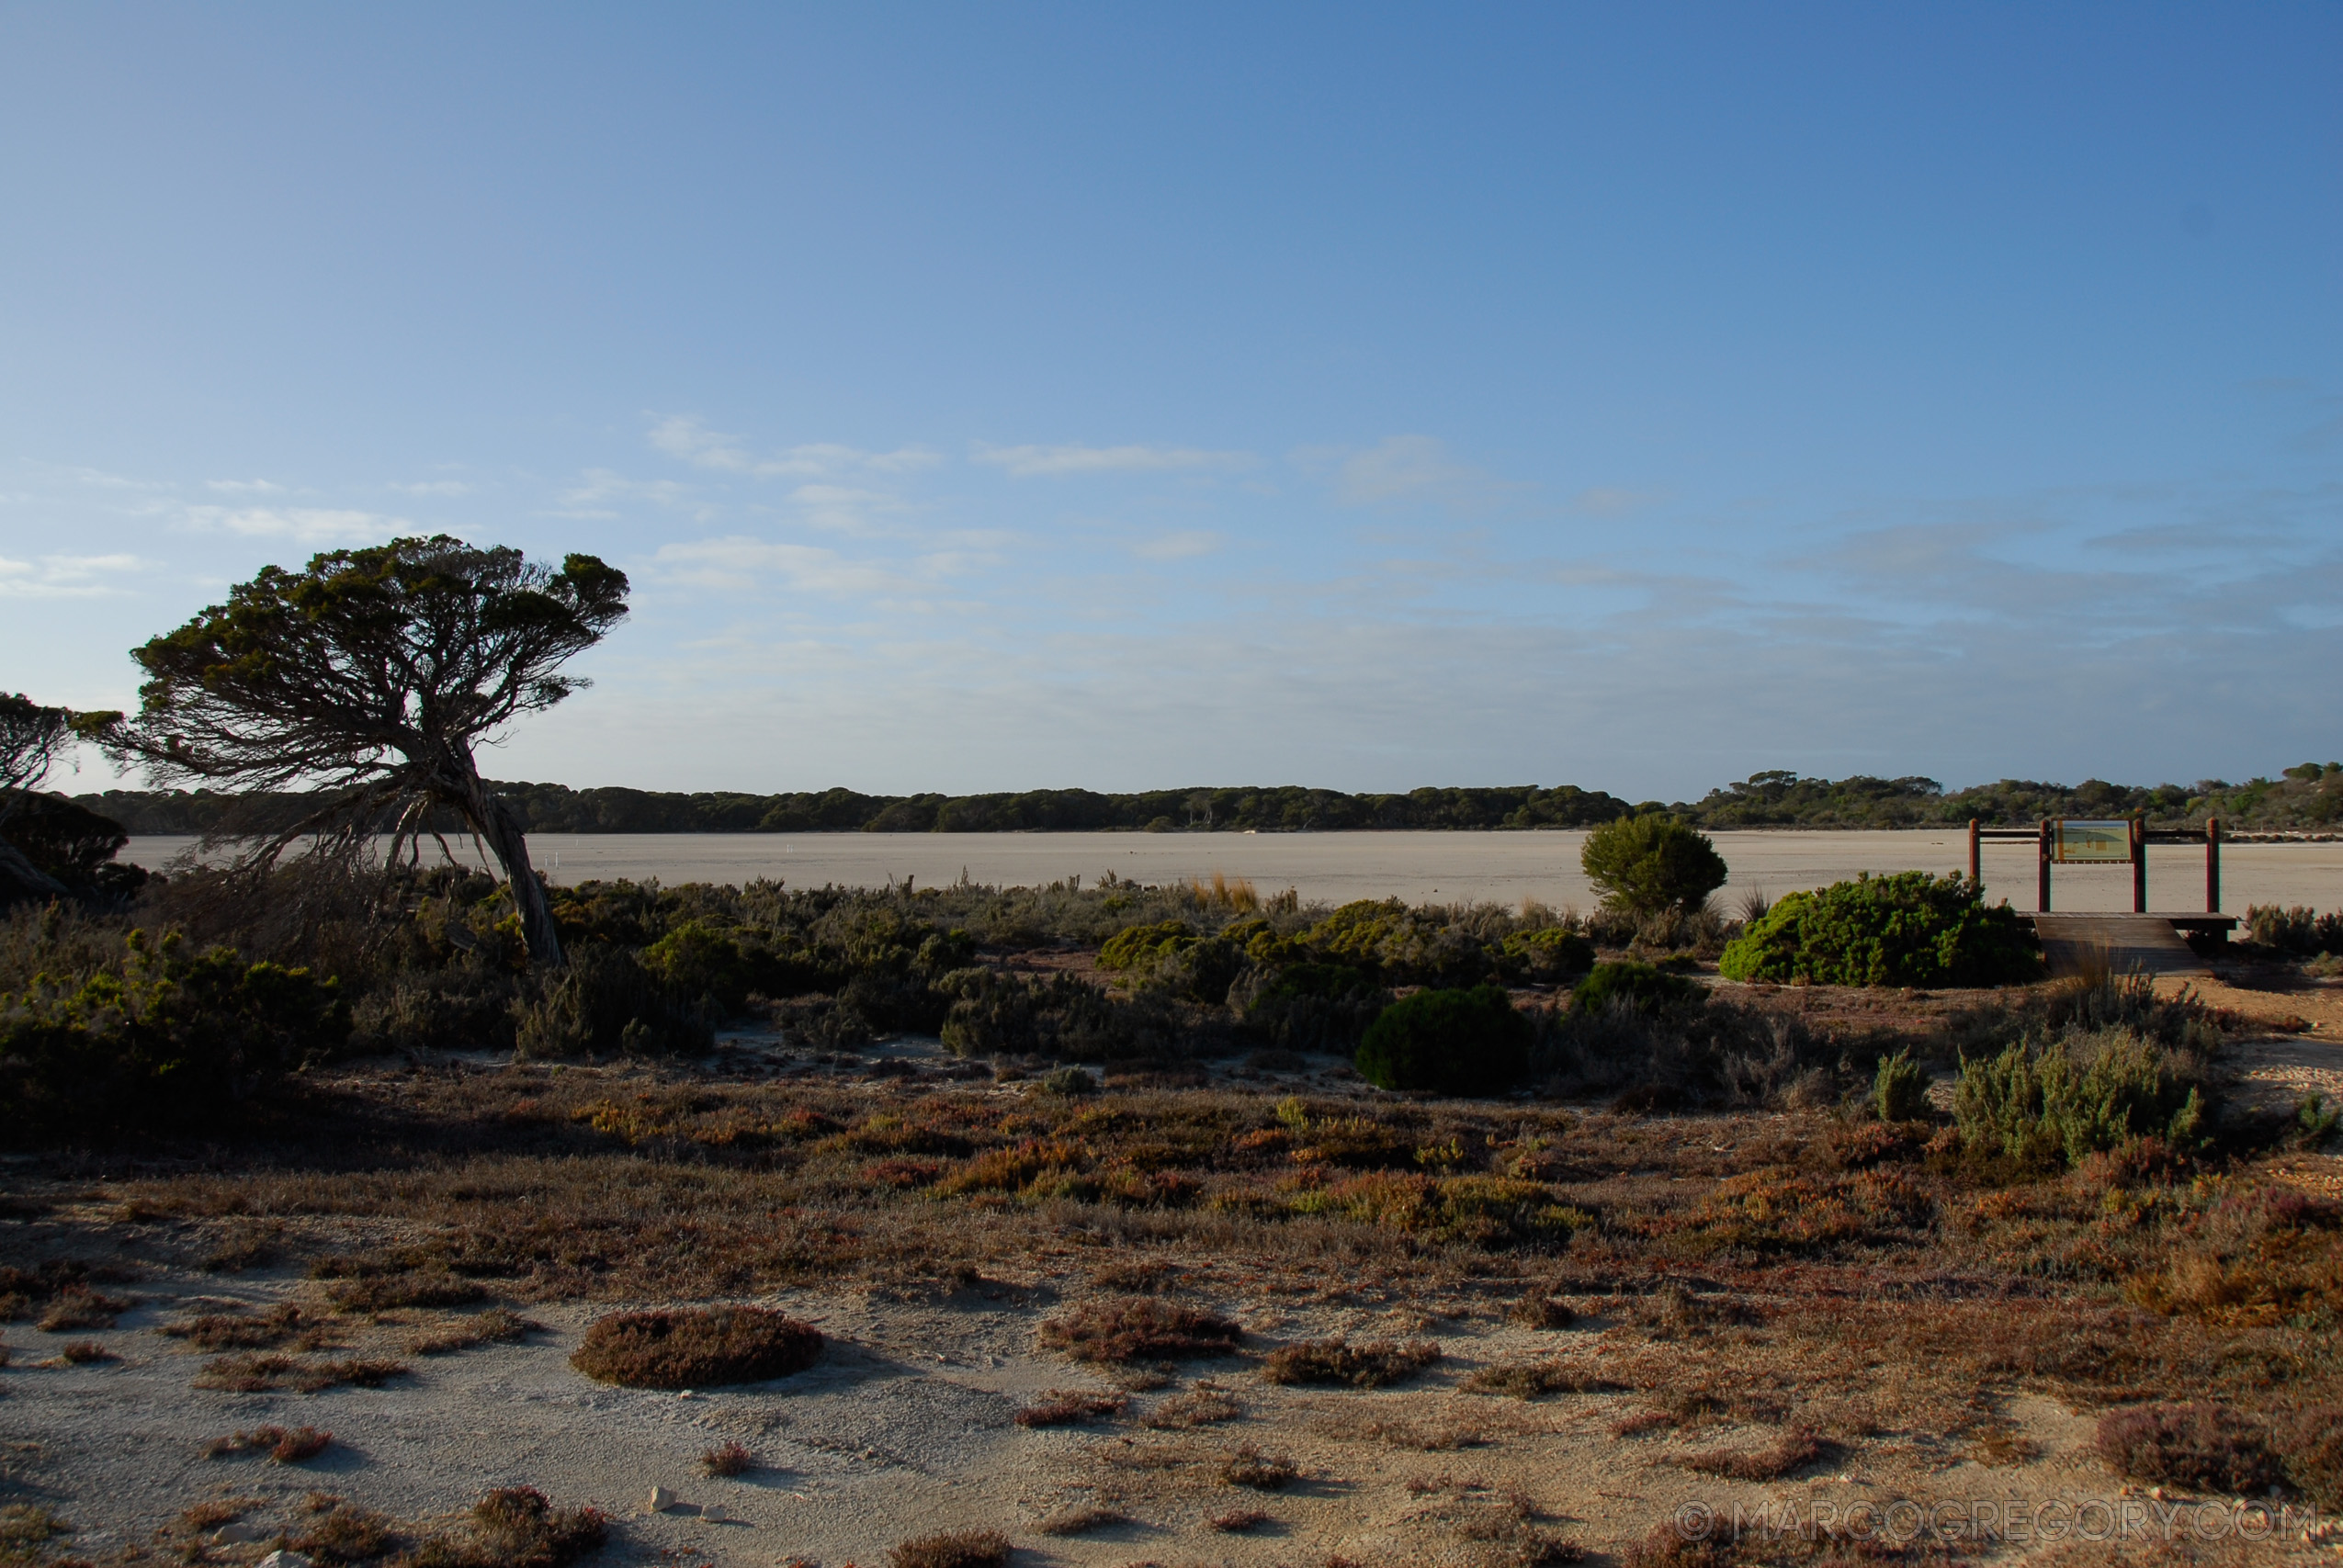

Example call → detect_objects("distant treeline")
61 763 2343 837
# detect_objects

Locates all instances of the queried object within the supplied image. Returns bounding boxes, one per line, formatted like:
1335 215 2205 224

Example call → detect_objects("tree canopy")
108 536 628 965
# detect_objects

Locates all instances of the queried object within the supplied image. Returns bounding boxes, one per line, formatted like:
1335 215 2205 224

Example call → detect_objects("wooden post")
2206 817 2221 915
2038 818 2053 912
2132 816 2147 913
1968 818 1981 886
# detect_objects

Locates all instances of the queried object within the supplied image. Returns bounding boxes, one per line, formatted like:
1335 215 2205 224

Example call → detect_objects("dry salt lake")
121 829 2341 914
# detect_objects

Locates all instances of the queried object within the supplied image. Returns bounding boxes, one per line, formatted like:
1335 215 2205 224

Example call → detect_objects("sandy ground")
119 829 2343 916
12 1269 2322 1567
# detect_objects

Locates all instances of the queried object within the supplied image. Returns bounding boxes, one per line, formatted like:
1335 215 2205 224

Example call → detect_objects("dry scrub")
569 1305 822 1388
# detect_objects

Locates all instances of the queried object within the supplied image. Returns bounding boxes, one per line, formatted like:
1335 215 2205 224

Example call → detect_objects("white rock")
258 1553 315 1568
700 1504 729 1523
648 1485 675 1512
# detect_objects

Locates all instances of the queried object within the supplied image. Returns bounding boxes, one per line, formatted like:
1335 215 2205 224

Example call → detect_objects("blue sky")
3 4 2337 800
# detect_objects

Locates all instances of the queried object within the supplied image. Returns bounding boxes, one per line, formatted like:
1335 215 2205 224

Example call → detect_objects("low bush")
1231 962 1390 1055
1872 1048 1929 1122
1221 1445 1299 1489
888 1529 1012 1568
569 1306 823 1388
2093 1404 2286 1495
514 944 710 1058
293 1500 398 1565
1354 986 1530 1096
1013 1390 1126 1427
1718 871 2041 987
1462 1361 1619 1399
1569 962 1700 1017
1953 1029 2207 1170
203 1424 334 1462
193 1354 406 1393
1498 927 1596 983
424 1487 606 1568
1260 1337 1439 1389
2245 904 2343 956
1036 1296 1243 1363
1580 815 1727 917
324 1270 486 1313
0 928 346 1137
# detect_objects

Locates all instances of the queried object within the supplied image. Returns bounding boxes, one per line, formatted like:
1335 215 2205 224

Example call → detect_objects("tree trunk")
449 766 564 968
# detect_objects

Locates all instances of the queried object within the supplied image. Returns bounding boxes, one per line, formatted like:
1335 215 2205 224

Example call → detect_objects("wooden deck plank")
2032 913 2211 979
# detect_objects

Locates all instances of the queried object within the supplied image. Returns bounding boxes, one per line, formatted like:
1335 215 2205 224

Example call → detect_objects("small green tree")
1579 813 1728 916
105 536 628 966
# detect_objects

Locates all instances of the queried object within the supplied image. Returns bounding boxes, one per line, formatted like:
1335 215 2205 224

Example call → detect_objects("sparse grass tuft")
1506 1296 1577 1330
1207 1507 1272 1532
1037 1295 1242 1364
2094 1404 2286 1496
1262 1337 1438 1389
452 1486 606 1568
570 1305 822 1389
36 1287 128 1331
194 1354 406 1393
202 1425 334 1462
700 1440 756 1477
1034 1505 1127 1535
323 1270 487 1314
163 1303 335 1351
1463 1360 1622 1400
1678 1427 1834 1482
1014 1390 1127 1427
57 1339 112 1363
1221 1444 1299 1489
1145 1389 1241 1428
292 1499 397 1563
407 1306 538 1356
887 1528 1013 1568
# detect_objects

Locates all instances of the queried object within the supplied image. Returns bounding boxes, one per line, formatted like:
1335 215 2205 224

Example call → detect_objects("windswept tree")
1 692 109 817
108 536 628 966
1 692 119 903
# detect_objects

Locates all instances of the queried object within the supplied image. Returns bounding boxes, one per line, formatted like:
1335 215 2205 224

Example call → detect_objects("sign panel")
2054 819 2134 863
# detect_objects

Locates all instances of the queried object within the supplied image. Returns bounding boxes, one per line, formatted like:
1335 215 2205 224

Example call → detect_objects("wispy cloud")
0 552 147 597
649 415 937 478
649 535 971 602
181 506 402 544
971 442 1255 478
550 470 701 519
1296 434 1529 513
205 478 289 495
390 479 474 497
1132 529 1223 561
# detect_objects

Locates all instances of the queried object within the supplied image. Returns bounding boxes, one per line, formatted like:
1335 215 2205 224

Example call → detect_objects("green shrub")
1579 815 1727 917
640 919 760 1012
1098 920 1196 971
1872 1047 1929 1122
0 928 346 1136
1354 985 1530 1096
1952 1028 2205 1170
513 945 710 1058
1717 871 2041 987
1232 963 1389 1054
1569 961 1700 1016
1498 927 1596 983
2246 904 2343 956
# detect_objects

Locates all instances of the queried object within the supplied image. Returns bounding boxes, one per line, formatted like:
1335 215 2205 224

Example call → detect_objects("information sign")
2054 819 2134 863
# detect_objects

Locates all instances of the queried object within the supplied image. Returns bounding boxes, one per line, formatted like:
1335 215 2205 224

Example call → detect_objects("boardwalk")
2031 913 2212 979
